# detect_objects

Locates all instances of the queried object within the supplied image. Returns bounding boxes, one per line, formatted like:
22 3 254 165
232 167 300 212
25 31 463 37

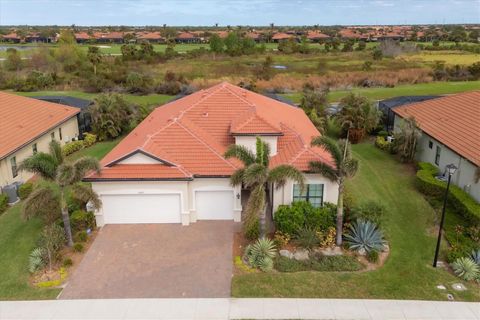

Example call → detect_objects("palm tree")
20 141 101 246
393 116 421 163
309 136 358 246
87 46 102 75
225 137 305 237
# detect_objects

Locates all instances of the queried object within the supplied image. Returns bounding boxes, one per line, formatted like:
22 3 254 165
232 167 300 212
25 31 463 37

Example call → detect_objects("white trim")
290 182 327 206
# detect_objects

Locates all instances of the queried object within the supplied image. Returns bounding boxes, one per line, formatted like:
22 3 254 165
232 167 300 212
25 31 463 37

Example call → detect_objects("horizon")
0 0 479 26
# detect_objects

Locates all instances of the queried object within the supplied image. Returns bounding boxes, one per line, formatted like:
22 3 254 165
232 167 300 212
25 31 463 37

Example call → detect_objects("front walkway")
0 298 478 319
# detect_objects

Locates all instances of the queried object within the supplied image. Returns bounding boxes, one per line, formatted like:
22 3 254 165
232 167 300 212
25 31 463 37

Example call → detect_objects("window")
10 157 18 178
32 143 37 154
59 127 62 141
293 184 324 208
428 141 433 149
435 146 441 165
51 132 55 141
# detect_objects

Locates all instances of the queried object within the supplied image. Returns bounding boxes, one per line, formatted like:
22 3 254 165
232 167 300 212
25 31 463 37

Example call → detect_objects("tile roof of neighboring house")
0 91 80 160
176 32 198 39
136 32 164 40
86 82 334 181
339 29 368 39
213 31 229 38
245 32 261 39
272 32 293 40
306 31 330 40
393 91 480 166
74 32 91 40
93 32 124 40
2 33 20 40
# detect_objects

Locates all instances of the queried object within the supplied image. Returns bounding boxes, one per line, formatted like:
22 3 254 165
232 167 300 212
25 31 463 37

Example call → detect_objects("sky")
0 0 478 26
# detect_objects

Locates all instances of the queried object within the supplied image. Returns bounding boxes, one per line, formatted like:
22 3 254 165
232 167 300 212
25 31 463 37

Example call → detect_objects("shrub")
75 230 88 243
451 257 480 281
377 130 388 138
39 224 66 270
274 202 305 235
367 250 379 263
321 227 336 247
305 205 336 232
295 227 320 250
73 243 84 253
244 238 276 272
349 200 386 227
375 136 392 152
18 183 34 200
83 133 97 147
244 216 260 240
274 256 308 272
70 210 95 232
62 140 85 156
0 194 8 214
415 162 480 226
62 257 73 268
29 248 46 273
274 254 362 272
273 231 291 248
344 220 386 254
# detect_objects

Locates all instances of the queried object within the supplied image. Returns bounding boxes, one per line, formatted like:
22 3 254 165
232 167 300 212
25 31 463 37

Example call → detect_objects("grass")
0 205 60 300
13 90 174 107
282 80 480 103
403 51 480 65
68 137 122 161
232 143 480 301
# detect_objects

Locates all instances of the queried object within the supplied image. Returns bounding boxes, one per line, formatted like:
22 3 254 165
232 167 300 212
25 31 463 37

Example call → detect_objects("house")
1 32 21 43
33 96 93 137
0 92 80 188
93 32 124 43
85 82 338 227
74 32 92 43
245 31 262 42
271 32 295 43
136 31 165 43
306 31 330 42
175 32 201 43
392 91 480 202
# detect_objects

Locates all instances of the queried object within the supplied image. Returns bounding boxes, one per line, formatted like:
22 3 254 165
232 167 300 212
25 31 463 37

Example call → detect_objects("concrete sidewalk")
0 298 478 319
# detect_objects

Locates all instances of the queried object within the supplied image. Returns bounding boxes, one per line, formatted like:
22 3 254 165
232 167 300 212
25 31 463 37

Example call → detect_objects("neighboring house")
306 31 330 42
271 32 295 42
392 91 480 202
175 32 201 43
85 82 338 227
33 96 93 137
136 32 165 43
0 92 80 188
74 32 92 43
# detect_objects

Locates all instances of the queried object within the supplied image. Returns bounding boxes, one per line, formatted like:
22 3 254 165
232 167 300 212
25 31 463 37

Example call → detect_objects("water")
0 45 39 51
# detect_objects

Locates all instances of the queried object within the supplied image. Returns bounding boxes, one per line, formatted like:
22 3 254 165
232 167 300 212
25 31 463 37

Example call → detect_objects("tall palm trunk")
60 189 74 247
336 182 344 246
259 185 268 237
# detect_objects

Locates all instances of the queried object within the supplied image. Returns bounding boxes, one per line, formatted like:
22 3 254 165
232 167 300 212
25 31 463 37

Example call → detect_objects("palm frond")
70 183 102 210
343 158 359 178
268 165 305 191
22 185 60 223
19 152 58 180
309 161 338 182
311 136 342 167
230 168 245 187
224 144 256 166
49 140 63 165
72 157 101 182
244 184 266 226
56 163 75 187
243 163 267 187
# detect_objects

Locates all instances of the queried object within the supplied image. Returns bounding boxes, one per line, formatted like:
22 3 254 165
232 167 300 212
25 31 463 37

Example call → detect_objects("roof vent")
242 91 247 97
203 112 208 117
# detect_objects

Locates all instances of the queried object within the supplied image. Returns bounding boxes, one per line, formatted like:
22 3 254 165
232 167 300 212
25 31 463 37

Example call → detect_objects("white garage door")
102 194 181 224
196 190 234 220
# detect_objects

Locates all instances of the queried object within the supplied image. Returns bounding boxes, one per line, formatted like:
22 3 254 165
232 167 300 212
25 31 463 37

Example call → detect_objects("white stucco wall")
0 117 79 187
394 114 479 202
235 136 278 155
272 173 339 213
117 153 162 164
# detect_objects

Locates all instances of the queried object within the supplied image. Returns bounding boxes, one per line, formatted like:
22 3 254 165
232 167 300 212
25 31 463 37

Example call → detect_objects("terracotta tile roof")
136 32 164 40
85 164 191 181
306 31 330 40
245 32 261 40
176 32 198 39
74 32 91 40
0 91 80 160
93 32 124 40
2 33 20 40
272 32 293 40
393 91 480 166
87 82 334 181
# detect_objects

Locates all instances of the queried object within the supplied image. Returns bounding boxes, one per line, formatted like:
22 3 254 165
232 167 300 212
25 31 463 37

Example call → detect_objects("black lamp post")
433 163 457 268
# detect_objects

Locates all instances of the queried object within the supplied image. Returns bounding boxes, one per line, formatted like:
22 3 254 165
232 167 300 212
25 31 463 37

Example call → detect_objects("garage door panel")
196 191 234 220
102 194 181 224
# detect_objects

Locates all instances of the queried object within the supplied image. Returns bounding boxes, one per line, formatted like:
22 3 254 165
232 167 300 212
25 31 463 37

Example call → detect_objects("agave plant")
344 220 386 254
470 249 480 265
452 257 480 281
244 237 277 272
28 247 46 273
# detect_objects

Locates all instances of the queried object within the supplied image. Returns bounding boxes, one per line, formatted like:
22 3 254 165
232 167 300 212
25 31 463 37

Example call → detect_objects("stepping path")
0 298 479 319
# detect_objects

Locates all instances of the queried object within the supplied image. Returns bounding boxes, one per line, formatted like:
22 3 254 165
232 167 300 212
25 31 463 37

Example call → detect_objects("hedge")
0 194 8 214
415 162 480 225
62 140 85 156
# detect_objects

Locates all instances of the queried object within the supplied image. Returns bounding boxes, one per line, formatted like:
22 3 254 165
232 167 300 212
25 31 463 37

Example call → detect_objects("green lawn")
0 205 60 300
68 137 122 161
14 91 175 107
282 80 480 103
232 143 480 301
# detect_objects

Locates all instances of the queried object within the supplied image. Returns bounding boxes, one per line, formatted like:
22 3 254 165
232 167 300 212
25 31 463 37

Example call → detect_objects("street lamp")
433 163 457 268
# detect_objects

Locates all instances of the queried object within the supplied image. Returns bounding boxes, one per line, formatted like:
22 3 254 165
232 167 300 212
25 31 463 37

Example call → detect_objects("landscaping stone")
383 244 390 252
357 248 367 256
447 294 455 301
451 283 467 291
279 249 294 259
293 249 309 261
436 285 446 290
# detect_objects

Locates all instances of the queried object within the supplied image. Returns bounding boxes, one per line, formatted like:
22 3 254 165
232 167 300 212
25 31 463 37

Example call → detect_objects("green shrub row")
18 182 34 200
274 201 336 236
61 133 97 156
274 254 363 272
0 194 8 214
415 162 480 225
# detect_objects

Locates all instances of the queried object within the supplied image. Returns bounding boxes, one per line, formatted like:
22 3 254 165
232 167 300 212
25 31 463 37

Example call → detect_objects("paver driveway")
60 221 238 299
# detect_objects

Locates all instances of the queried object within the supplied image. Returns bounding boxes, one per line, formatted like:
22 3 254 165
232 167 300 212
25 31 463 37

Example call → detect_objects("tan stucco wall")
235 136 278 155
0 117 79 187
394 114 479 202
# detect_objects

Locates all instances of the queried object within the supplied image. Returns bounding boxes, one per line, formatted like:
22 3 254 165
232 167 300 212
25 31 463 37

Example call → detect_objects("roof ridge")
222 83 256 107
175 121 238 170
